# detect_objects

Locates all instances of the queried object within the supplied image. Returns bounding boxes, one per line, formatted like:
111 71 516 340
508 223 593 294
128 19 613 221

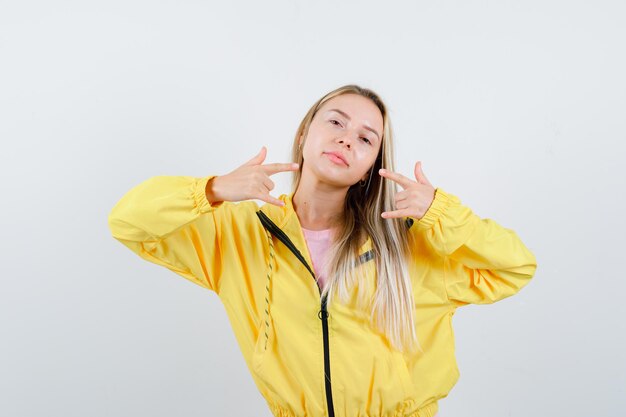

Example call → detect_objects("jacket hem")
265 398 438 417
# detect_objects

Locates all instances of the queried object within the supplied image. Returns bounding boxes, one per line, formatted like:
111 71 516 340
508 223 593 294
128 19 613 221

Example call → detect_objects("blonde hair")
291 84 421 354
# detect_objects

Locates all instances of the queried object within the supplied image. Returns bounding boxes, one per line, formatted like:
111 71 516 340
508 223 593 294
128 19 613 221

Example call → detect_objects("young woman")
108 84 537 417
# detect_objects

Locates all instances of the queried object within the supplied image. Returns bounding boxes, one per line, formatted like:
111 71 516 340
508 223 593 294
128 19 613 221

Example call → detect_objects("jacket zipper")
256 211 336 417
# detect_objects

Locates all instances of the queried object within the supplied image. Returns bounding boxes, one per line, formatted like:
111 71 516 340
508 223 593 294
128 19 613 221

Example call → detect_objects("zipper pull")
318 310 329 320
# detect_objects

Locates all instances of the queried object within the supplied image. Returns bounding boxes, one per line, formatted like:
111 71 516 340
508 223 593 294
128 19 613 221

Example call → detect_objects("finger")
241 146 267 167
421 167 433 187
378 168 415 190
414 162 421 183
262 176 275 191
394 190 408 202
414 161 432 186
253 185 284 206
381 208 411 219
262 162 300 175
394 199 410 210
257 191 285 207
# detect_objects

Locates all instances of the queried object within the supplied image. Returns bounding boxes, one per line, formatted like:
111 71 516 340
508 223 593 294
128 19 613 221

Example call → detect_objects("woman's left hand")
378 161 436 220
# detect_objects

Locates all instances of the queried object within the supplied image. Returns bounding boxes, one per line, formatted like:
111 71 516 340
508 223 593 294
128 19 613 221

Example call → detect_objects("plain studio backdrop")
1 1 624 416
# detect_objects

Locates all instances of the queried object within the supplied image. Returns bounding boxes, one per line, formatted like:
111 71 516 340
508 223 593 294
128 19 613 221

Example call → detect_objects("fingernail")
292 163 299 168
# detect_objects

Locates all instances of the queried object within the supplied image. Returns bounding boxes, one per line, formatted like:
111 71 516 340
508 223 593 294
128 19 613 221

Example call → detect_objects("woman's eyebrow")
327 109 380 141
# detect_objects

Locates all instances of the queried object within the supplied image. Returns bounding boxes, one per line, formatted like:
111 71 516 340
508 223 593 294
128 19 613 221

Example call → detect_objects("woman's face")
300 93 383 188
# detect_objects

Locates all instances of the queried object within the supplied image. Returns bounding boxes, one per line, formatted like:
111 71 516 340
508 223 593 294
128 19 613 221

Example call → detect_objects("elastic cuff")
193 175 224 214
413 188 453 231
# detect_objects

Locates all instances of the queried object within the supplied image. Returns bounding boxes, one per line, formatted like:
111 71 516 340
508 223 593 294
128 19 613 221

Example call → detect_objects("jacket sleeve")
108 175 255 294
410 188 538 307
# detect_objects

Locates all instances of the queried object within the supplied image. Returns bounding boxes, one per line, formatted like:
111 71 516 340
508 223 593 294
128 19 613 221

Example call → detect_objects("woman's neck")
292 186 345 231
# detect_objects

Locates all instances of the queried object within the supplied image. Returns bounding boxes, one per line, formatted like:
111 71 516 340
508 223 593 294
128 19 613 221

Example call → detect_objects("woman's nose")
337 133 357 147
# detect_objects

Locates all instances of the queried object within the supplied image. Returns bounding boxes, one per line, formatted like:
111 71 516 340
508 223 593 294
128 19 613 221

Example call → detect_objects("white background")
1 1 625 416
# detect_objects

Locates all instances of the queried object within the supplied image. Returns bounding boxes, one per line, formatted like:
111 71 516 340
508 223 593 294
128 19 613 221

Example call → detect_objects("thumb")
242 146 267 167
414 161 431 185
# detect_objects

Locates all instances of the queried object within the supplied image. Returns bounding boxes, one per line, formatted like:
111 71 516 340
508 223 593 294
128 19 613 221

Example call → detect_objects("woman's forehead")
318 94 383 129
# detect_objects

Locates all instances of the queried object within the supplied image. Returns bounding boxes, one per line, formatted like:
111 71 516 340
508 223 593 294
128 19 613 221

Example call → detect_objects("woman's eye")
329 119 370 144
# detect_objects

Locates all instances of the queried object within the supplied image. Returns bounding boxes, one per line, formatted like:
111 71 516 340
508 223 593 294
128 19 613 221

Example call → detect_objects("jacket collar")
256 192 374 261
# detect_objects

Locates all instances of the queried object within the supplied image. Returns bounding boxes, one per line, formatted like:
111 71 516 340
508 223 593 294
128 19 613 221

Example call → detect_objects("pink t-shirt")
301 227 334 291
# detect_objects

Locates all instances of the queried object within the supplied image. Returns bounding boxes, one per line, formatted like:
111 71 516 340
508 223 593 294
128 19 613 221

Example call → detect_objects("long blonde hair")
291 84 421 354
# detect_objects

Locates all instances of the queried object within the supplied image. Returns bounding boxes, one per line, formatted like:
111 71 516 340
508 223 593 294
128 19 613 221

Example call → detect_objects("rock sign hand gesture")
207 146 299 207
378 161 436 221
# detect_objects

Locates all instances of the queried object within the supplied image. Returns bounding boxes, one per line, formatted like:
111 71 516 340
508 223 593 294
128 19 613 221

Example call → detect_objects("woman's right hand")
206 146 300 207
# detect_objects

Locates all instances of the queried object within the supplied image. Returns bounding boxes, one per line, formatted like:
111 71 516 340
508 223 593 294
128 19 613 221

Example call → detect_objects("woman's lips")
324 152 348 166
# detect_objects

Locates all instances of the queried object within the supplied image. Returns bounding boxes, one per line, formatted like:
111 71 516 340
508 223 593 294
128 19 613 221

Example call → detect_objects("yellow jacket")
108 175 537 417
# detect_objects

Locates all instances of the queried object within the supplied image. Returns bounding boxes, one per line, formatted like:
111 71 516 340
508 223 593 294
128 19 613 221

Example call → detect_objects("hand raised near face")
206 146 300 207
378 161 436 220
